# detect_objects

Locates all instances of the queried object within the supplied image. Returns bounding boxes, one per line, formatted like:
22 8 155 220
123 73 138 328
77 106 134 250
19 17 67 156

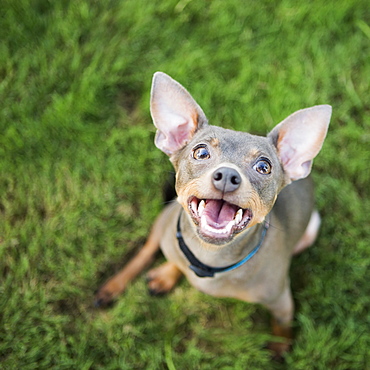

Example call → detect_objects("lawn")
0 0 369 368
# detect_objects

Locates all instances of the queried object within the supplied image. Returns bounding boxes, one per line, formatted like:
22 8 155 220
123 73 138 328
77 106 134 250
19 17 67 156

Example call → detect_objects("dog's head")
150 72 331 245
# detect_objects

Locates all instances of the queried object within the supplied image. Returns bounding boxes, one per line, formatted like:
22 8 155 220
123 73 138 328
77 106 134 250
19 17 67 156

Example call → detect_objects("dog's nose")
212 167 241 193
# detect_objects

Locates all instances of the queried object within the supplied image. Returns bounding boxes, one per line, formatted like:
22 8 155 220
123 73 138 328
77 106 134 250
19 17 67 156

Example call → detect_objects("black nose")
212 167 241 193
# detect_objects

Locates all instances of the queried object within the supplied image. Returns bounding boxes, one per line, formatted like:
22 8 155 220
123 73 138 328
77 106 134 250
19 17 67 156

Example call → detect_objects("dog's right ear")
150 72 208 155
268 105 332 183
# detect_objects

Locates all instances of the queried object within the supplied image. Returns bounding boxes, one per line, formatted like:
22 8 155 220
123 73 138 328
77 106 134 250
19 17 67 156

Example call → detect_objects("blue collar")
176 212 269 278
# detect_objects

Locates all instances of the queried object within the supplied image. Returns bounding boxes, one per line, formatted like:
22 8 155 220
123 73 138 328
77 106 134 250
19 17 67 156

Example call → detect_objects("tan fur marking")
210 137 220 147
268 319 293 357
247 148 262 158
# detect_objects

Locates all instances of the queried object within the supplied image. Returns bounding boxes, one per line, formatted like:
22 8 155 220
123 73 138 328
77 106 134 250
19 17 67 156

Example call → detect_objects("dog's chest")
185 268 253 299
161 233 258 300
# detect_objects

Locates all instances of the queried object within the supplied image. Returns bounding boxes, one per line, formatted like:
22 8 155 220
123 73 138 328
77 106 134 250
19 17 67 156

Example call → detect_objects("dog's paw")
146 262 182 296
146 276 172 296
267 340 291 362
94 286 118 308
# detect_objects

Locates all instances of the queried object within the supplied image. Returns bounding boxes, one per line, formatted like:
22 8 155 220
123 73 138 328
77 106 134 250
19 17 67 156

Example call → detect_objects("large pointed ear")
268 105 332 182
150 72 208 155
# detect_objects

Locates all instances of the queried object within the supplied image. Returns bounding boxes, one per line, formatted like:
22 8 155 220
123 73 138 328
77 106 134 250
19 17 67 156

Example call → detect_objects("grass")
0 0 369 368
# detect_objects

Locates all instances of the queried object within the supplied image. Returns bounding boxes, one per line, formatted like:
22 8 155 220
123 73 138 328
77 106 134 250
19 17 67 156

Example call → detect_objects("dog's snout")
212 167 241 193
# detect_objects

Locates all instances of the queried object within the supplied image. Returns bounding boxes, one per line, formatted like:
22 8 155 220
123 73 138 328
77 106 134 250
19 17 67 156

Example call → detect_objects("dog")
95 72 331 357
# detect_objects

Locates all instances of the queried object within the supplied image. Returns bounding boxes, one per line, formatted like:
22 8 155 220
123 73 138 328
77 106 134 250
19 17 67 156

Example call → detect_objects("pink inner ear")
168 120 197 152
278 135 314 181
278 144 296 169
277 125 327 181
154 110 199 155
301 160 312 174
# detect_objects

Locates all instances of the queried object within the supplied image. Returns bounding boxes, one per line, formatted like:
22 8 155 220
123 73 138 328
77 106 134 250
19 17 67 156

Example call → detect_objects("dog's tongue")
203 200 238 228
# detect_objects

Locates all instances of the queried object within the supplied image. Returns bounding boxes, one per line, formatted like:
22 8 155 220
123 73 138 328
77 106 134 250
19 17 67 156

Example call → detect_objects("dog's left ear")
268 105 332 182
150 72 208 156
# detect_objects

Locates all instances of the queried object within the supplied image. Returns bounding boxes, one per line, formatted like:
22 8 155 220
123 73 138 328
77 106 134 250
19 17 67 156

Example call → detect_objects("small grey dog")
95 72 331 356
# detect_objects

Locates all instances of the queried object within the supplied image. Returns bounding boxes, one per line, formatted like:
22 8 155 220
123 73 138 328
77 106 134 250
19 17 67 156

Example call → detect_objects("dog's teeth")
234 209 243 224
198 200 205 217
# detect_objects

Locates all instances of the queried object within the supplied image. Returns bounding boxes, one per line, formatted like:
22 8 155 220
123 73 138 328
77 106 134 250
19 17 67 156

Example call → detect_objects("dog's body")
95 72 331 356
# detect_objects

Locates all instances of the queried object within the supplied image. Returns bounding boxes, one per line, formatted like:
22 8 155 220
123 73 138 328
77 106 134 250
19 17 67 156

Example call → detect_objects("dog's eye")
253 159 272 175
192 145 210 160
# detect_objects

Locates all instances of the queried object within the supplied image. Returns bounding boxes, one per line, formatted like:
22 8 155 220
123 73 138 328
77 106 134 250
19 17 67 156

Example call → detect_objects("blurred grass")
0 0 369 368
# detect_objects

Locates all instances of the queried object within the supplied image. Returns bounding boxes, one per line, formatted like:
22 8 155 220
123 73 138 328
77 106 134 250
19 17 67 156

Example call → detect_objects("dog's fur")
95 72 331 357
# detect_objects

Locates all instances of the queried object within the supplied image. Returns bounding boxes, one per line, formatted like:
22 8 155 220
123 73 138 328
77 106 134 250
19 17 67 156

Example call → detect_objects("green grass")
1 0 369 368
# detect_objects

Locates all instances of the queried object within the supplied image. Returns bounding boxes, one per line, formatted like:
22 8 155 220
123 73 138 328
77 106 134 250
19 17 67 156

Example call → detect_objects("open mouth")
188 196 253 242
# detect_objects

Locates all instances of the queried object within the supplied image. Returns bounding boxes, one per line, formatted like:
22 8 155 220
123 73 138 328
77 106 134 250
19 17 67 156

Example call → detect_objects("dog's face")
172 125 284 244
150 72 331 245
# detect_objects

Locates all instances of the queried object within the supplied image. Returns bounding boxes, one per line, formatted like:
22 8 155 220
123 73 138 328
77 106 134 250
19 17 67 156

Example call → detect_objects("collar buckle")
189 265 215 278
